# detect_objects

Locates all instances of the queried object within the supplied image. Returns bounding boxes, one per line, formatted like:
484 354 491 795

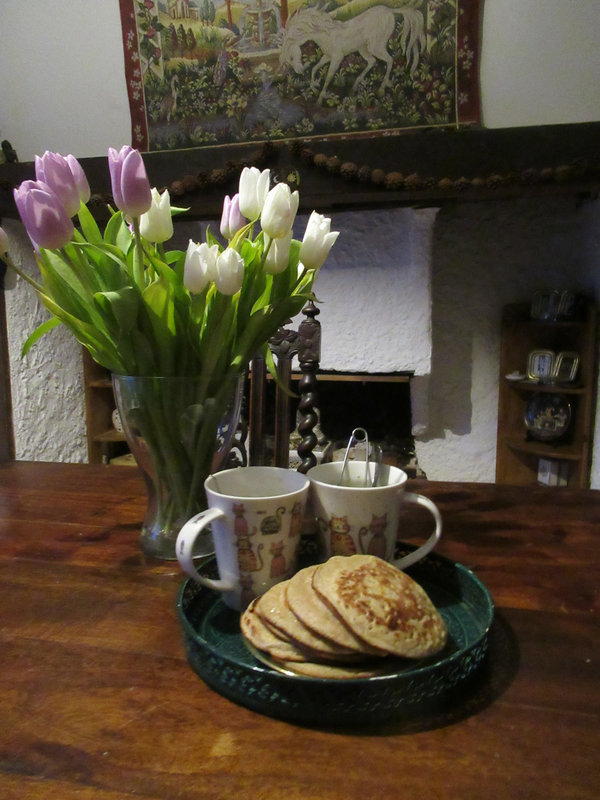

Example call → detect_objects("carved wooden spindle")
227 383 249 468
268 326 299 469
296 301 321 474
248 357 267 466
247 303 321 470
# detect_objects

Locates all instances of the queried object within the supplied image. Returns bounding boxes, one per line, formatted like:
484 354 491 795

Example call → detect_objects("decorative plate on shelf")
505 372 527 382
524 392 572 441
176 553 494 727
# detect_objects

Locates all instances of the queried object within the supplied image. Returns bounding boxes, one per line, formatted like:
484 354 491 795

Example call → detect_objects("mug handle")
176 508 236 592
392 492 442 570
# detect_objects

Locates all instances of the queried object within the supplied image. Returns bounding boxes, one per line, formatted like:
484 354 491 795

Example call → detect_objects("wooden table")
0 462 598 799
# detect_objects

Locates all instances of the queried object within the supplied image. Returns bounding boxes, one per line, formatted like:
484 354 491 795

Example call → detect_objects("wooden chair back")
247 300 321 474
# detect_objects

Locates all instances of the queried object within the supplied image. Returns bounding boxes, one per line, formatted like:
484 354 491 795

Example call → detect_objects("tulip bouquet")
6 147 338 378
1 146 339 557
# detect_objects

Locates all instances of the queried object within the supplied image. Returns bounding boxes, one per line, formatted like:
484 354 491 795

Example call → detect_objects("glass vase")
112 373 244 559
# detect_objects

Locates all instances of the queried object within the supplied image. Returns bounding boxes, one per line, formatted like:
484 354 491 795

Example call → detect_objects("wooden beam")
1 122 599 221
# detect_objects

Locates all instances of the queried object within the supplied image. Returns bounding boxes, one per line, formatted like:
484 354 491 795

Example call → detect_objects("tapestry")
119 0 481 152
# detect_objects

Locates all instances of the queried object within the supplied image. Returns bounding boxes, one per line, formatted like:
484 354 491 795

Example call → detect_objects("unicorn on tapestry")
280 3 426 104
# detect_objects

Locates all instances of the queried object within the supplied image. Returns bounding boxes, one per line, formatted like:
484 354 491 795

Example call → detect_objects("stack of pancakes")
241 554 448 679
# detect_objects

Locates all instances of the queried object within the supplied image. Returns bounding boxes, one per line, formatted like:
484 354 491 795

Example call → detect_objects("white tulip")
140 187 173 243
214 248 245 295
238 167 270 221
183 240 218 294
299 211 339 270
264 231 292 274
261 183 299 239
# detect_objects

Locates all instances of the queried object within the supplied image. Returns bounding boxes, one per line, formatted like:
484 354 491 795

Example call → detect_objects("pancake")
275 659 390 680
254 579 359 659
312 555 447 659
240 597 309 662
285 564 384 656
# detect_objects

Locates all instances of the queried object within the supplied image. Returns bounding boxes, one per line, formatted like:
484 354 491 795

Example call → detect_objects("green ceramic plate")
176 553 494 727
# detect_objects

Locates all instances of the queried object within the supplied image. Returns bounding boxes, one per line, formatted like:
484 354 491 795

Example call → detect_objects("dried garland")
156 138 599 203
2 136 598 216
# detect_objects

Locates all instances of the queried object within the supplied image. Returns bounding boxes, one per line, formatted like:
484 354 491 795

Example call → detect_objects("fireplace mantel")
1 122 599 220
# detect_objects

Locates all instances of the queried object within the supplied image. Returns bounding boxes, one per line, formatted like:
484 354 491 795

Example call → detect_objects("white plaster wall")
1 0 599 159
2 220 87 462
313 208 435 375
0 1 132 162
479 0 600 127
417 197 600 484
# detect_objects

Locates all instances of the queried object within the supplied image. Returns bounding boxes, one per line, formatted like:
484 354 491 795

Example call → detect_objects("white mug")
307 461 442 569
176 467 310 611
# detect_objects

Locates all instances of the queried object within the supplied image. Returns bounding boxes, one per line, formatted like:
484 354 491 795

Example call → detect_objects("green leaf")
198 293 236 378
231 305 270 368
76 203 103 245
93 287 139 335
205 225 221 248
263 342 296 397
72 242 130 293
39 248 93 304
114 215 135 254
144 245 178 284
169 249 186 284
142 277 177 374
272 239 301 304
130 330 157 375
237 241 266 330
103 210 126 247
36 291 126 373
21 317 61 357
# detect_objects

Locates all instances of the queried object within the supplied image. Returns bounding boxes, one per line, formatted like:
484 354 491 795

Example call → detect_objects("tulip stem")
132 217 145 289
262 235 273 265
0 252 44 294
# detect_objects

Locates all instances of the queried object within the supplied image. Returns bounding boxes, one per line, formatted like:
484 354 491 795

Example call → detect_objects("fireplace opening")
254 371 422 476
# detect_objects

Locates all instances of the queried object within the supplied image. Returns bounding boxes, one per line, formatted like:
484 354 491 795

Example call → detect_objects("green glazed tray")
176 553 494 727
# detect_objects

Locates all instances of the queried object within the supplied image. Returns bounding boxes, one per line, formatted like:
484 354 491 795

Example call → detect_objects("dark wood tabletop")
0 461 598 800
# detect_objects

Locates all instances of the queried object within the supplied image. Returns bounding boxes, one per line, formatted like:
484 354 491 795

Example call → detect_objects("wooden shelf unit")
82 351 126 464
495 302 598 487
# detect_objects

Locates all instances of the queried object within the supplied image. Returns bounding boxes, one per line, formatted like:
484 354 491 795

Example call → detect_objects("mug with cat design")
307 461 442 570
176 466 310 611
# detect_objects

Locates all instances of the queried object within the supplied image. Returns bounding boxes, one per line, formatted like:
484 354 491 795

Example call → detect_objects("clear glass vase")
112 373 244 559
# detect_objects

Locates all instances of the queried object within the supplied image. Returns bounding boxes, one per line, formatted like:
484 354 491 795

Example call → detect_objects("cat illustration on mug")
358 513 388 559
318 514 356 556
288 501 303 538
320 512 389 558
269 540 289 578
236 528 264 573
233 503 248 537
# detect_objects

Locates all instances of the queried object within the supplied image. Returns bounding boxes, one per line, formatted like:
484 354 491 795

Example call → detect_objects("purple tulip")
13 180 74 250
220 193 246 240
108 145 152 218
34 151 81 218
66 154 91 204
